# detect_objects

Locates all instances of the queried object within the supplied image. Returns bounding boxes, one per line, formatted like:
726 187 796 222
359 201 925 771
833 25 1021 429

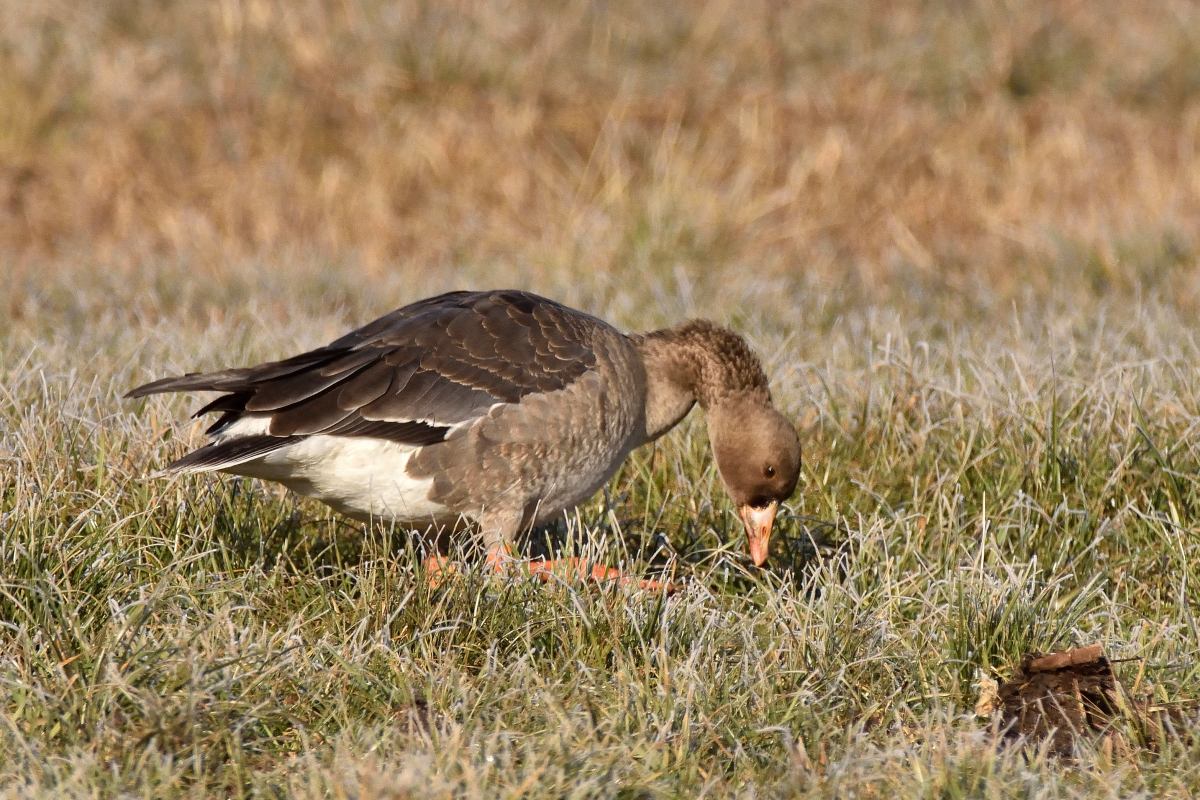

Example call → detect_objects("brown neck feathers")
635 320 770 410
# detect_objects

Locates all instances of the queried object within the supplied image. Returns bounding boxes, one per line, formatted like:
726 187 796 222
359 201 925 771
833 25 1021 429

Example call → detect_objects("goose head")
708 396 801 565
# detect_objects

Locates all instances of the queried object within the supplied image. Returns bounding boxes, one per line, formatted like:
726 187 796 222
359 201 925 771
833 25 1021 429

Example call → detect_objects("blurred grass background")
5 1 1200 797
5 0 1200 305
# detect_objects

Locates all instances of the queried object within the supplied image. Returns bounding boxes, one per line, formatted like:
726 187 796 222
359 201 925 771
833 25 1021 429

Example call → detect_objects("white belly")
217 420 448 522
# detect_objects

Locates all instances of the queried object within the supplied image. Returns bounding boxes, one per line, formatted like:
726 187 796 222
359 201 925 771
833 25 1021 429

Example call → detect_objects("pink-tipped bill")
739 501 778 566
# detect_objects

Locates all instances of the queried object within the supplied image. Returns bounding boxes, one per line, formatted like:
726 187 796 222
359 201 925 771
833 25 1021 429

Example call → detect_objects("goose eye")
764 465 776 478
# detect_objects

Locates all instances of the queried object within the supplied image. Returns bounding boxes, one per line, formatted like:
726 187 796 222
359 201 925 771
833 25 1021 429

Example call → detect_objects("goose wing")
127 290 605 468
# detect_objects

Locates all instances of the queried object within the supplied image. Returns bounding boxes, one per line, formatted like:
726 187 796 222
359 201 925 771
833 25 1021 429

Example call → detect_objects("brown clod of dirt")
998 644 1119 756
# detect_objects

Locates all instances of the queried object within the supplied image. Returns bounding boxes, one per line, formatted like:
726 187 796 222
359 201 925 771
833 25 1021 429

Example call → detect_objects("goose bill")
739 501 777 567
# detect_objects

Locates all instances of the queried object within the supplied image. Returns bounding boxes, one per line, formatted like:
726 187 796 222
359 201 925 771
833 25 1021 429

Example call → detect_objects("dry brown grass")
5 0 1200 305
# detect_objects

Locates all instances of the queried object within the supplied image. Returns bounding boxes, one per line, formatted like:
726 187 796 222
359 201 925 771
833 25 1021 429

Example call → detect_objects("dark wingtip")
124 383 158 399
124 372 224 399
124 376 183 399
165 434 301 473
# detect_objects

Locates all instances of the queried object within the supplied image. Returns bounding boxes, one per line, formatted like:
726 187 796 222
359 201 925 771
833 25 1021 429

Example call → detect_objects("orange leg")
426 547 676 593
488 547 676 593
530 558 676 592
423 553 459 589
484 544 515 573
527 557 624 583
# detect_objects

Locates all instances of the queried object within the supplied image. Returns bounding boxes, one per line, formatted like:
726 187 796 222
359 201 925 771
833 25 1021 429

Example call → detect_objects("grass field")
5 1 1200 797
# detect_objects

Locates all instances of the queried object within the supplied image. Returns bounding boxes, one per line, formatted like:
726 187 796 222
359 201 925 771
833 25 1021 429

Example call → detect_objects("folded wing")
127 290 603 470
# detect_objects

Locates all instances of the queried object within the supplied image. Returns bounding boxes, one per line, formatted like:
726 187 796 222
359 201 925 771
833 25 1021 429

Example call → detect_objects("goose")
127 289 801 587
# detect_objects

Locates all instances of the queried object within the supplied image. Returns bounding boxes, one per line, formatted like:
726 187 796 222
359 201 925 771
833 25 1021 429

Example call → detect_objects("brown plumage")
127 290 801 583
